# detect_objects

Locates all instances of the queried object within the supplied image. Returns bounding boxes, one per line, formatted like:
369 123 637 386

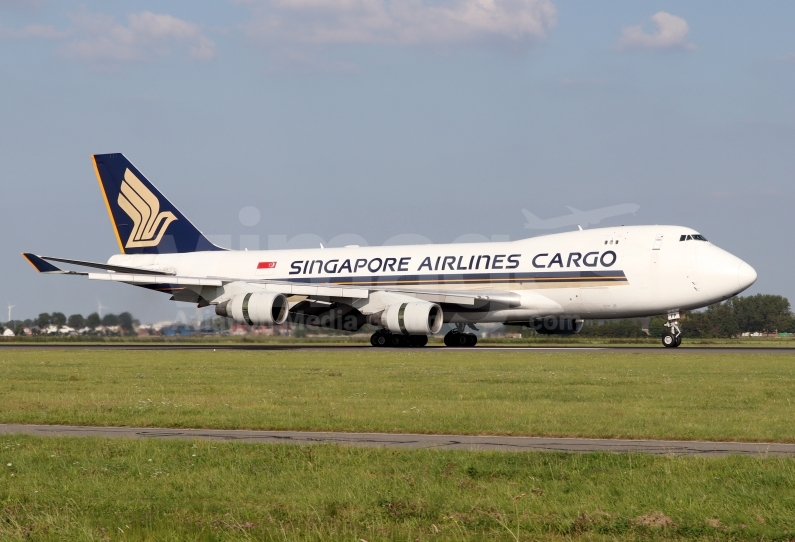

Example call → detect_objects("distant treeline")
506 294 794 339
681 294 795 337
2 312 138 335
3 294 794 340
579 294 795 338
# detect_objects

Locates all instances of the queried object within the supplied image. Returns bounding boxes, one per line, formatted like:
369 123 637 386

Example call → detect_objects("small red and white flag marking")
257 262 277 269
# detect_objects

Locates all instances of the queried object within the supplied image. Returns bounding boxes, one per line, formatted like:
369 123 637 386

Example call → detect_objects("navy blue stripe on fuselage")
283 270 628 287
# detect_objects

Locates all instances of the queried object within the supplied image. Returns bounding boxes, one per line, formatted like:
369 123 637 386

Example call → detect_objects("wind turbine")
97 299 106 318
7 302 15 323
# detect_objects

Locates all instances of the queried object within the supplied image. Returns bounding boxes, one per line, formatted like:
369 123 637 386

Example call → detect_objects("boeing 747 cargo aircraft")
23 154 757 347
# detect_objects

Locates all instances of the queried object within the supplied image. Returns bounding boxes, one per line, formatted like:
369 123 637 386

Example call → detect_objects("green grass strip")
2 349 795 442
2 435 794 541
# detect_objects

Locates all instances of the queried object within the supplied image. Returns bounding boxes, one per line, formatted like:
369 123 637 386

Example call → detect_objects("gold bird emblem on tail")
117 169 177 248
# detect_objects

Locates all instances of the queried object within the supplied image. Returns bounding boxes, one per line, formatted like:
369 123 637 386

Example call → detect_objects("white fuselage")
108 225 756 323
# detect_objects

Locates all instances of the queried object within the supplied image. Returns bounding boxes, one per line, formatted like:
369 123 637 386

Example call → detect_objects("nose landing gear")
662 311 682 348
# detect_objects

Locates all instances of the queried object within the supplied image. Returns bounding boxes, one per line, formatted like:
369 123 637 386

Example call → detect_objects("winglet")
22 253 64 273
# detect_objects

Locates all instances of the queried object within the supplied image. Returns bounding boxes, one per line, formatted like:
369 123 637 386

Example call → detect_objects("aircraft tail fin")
91 153 225 254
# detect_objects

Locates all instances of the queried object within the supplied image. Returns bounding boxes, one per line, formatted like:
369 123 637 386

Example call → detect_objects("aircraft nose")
738 261 757 291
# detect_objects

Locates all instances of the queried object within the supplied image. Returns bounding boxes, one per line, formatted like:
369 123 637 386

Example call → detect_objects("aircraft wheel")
674 334 682 347
445 331 475 347
374 333 389 347
409 335 428 347
443 332 455 347
390 334 406 347
662 332 677 348
370 334 378 347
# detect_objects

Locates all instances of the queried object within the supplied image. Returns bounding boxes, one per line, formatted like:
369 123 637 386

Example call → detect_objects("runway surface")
1 343 794 354
1 424 793 456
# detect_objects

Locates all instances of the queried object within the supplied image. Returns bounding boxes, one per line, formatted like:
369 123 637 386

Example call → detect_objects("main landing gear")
662 311 682 348
369 323 480 348
444 323 478 348
370 329 428 348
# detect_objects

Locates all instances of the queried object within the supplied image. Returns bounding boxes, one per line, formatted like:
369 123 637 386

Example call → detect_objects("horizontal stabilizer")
22 253 86 275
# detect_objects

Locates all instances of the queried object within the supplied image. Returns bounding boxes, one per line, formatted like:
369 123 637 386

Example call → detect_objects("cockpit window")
680 234 709 242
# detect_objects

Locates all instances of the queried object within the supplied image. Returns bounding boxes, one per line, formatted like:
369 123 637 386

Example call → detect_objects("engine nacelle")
216 292 288 326
531 316 584 335
370 302 443 335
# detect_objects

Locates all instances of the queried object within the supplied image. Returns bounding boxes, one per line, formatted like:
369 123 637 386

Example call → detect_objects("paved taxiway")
1 344 794 354
1 424 793 456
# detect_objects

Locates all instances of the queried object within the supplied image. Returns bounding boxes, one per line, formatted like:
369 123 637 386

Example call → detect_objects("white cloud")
240 0 557 46
190 36 217 61
617 11 695 51
59 10 216 63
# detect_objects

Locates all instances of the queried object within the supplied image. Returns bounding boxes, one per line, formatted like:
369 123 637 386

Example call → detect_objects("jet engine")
370 302 443 335
530 316 584 335
215 292 288 326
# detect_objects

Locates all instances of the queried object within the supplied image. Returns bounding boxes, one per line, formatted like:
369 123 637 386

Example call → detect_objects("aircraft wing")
24 254 175 275
250 280 520 307
87 273 223 287
83 273 505 307
23 253 521 307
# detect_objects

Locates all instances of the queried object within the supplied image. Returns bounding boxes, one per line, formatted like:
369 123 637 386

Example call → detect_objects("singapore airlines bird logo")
117 169 177 248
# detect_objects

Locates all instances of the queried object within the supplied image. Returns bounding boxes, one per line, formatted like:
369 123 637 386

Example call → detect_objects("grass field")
2 349 795 442
2 434 795 541
4 348 795 540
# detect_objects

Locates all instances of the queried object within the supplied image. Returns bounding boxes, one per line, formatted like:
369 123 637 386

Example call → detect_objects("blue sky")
1 0 794 323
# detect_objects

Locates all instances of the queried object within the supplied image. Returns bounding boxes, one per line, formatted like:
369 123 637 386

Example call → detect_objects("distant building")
2 329 14 337
93 325 120 335
136 324 156 337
